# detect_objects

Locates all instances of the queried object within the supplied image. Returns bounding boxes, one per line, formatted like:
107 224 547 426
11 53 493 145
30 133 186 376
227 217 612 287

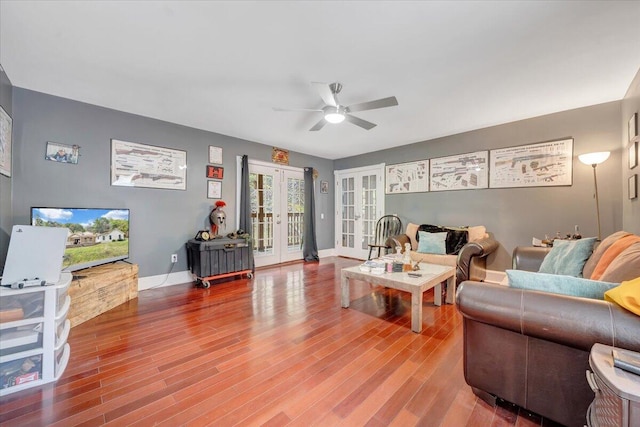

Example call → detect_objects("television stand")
67 262 138 327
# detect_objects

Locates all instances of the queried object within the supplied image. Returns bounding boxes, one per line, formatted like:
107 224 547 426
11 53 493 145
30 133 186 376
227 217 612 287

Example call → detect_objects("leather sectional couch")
456 234 640 427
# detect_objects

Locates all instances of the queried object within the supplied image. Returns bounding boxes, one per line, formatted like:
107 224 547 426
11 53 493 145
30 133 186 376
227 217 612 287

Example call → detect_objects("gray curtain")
239 155 254 271
303 167 319 262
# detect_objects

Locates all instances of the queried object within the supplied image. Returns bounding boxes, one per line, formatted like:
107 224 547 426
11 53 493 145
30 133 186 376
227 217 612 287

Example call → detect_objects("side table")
586 343 640 427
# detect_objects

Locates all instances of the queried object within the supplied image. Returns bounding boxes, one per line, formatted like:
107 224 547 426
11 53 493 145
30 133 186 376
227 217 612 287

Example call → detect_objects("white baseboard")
319 248 336 258
138 270 193 291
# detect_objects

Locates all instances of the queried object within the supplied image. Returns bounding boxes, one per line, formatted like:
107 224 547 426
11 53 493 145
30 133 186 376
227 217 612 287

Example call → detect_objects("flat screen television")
31 207 130 272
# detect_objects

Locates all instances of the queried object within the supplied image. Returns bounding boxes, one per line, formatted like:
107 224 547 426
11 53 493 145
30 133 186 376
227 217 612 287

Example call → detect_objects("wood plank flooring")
0 257 564 426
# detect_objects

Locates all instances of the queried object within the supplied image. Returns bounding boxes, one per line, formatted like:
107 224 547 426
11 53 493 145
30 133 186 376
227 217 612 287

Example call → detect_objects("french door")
334 164 385 259
248 161 305 267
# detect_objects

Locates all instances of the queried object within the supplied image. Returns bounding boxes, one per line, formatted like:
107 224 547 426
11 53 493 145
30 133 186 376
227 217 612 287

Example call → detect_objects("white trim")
138 270 193 291
318 248 336 258
333 162 386 176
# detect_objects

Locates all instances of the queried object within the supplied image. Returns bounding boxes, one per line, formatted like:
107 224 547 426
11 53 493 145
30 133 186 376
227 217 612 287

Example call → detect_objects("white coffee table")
341 263 456 333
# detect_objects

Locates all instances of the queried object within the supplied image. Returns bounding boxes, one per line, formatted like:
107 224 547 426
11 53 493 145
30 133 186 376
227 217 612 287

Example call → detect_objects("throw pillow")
590 234 640 280
417 231 447 254
406 223 420 251
604 277 640 316
416 224 468 254
582 231 630 279
538 237 597 277
599 242 640 283
507 269 618 299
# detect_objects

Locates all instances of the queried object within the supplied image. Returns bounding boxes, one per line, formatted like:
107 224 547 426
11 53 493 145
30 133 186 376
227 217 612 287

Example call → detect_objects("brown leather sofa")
456 247 640 427
386 223 499 285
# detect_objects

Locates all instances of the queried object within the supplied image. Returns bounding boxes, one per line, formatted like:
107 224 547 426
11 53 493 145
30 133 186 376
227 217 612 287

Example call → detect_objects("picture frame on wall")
429 150 489 191
111 139 187 190
629 174 638 200
489 138 573 188
629 112 638 143
320 180 329 194
207 180 222 199
385 160 429 194
630 140 638 169
0 105 12 177
45 141 80 164
272 147 289 165
208 146 222 164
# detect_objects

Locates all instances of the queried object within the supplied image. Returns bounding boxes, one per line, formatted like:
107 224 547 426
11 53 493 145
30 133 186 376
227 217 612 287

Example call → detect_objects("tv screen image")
31 207 130 272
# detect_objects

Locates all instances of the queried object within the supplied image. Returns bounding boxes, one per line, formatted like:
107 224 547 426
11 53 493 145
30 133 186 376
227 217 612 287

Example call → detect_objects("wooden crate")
68 262 138 327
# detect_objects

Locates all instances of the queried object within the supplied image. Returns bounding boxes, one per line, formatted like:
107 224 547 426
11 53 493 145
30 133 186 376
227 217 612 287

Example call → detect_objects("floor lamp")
578 151 610 241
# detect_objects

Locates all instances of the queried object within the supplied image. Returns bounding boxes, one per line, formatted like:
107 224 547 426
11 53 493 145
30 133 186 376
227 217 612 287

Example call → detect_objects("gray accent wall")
334 102 623 271
622 68 640 234
11 88 335 278
0 65 12 274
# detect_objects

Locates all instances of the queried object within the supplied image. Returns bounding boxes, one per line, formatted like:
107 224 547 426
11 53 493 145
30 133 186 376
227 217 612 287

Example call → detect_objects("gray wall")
11 88 334 277
334 101 623 271
0 65 12 274
622 68 640 234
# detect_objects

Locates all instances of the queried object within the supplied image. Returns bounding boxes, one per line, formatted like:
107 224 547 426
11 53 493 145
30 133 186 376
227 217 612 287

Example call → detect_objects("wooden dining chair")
367 215 403 260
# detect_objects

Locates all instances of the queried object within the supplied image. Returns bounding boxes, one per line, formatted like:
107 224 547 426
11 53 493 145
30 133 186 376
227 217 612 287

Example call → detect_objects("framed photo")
629 112 638 143
429 150 488 191
272 147 289 165
0 105 12 177
206 165 224 179
489 138 573 188
207 180 222 199
111 139 187 190
629 140 638 169
45 141 79 164
320 180 329 194
630 174 638 200
208 146 222 164
385 160 429 194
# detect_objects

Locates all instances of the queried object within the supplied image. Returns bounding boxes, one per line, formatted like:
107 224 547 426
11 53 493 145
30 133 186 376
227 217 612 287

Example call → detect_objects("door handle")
354 215 361 220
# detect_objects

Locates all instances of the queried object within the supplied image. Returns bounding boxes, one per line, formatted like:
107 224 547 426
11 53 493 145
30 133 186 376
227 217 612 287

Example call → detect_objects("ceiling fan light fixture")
324 105 346 124
325 112 345 124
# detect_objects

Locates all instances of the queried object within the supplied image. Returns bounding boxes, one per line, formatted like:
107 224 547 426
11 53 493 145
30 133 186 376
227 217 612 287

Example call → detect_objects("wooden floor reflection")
0 257 562 426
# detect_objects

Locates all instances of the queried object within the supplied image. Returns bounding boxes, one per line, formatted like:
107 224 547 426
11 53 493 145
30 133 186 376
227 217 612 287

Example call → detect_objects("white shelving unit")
0 273 71 396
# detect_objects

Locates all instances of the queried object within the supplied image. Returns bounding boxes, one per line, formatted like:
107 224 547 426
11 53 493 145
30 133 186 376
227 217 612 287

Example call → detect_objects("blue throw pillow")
507 269 618 299
538 237 597 277
417 231 447 254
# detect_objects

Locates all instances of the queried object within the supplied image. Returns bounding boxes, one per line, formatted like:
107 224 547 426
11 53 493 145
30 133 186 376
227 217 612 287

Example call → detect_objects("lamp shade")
578 151 610 166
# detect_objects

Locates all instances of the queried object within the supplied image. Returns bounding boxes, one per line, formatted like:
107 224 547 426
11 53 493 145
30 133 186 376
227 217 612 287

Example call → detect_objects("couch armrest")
385 234 410 251
456 281 640 352
512 246 551 271
456 236 499 284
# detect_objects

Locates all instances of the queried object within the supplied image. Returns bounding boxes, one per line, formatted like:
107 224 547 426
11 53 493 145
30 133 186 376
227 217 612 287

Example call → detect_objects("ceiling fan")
274 82 398 131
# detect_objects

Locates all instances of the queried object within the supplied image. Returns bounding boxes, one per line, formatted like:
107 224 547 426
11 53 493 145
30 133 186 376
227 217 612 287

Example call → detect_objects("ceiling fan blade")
345 114 377 130
273 107 323 112
309 118 327 131
347 96 398 113
311 82 338 107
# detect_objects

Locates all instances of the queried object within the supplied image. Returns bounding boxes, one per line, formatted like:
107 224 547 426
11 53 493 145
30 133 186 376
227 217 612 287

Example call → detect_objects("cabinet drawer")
0 323 43 357
0 293 44 323
0 353 43 390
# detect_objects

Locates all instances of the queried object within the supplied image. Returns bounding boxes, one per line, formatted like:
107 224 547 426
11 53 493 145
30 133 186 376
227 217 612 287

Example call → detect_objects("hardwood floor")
0 257 564 426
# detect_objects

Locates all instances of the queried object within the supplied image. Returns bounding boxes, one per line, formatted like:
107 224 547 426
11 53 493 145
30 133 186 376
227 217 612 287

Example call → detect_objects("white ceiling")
1 1 639 160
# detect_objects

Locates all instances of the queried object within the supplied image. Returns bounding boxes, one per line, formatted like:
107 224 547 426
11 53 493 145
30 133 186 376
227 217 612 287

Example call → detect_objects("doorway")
334 164 386 259
248 160 305 267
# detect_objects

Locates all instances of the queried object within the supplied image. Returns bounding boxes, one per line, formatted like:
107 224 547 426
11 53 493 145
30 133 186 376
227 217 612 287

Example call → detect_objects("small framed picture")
272 147 289 165
630 140 638 169
629 174 638 200
208 146 222 164
320 180 329 194
206 165 224 179
207 180 222 199
45 141 79 164
629 112 638 143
